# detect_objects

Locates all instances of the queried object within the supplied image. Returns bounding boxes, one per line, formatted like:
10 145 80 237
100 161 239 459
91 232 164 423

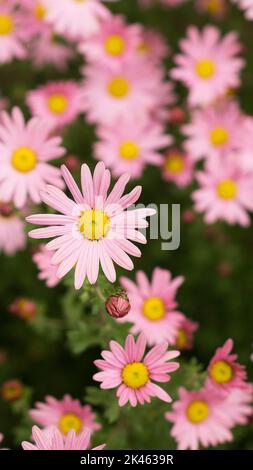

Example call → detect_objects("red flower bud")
106 294 131 319
169 106 186 125
1 379 23 402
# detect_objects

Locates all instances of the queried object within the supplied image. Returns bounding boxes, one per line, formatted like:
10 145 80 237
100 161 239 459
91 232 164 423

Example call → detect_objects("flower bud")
106 293 131 319
9 298 37 320
1 379 23 402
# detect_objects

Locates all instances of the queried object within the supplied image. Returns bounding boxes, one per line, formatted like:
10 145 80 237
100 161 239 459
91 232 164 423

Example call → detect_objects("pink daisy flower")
42 0 110 40
0 107 65 209
93 333 180 407
206 339 248 393
195 0 228 19
79 14 141 69
18 0 48 38
81 61 170 125
171 26 244 106
221 384 253 427
136 28 169 64
29 29 74 71
22 426 105 450
26 162 156 287
29 395 100 436
119 268 184 346
235 0 253 19
192 155 253 226
175 316 199 350
27 81 83 131
94 120 171 178
165 386 234 449
32 244 59 288
0 3 26 64
182 100 244 162
0 203 26 255
162 149 194 187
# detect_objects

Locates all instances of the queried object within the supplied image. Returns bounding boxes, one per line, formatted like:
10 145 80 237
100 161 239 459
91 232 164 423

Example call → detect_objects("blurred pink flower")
94 333 180 406
0 3 26 64
42 0 110 40
171 26 244 106
195 0 228 19
0 203 26 255
29 29 74 70
27 81 83 131
27 162 156 287
162 149 194 187
18 0 48 38
221 384 253 426
135 27 169 64
9 297 37 320
22 426 105 450
235 0 253 19
175 316 199 350
94 120 171 178
192 155 253 226
80 14 141 68
30 395 100 436
206 339 247 393
0 107 65 208
120 268 184 346
33 244 59 288
165 386 235 449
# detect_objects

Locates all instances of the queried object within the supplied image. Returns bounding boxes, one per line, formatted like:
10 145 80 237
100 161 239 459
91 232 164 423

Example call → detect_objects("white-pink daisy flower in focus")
175 316 199 350
165 386 235 449
192 156 253 226
0 107 65 209
0 202 26 255
120 268 184 346
162 149 194 187
182 100 244 162
29 29 74 71
29 395 101 436
27 81 83 131
42 0 110 40
32 244 59 288
206 339 248 393
81 61 170 125
94 120 171 178
93 333 180 406
171 26 244 106
79 14 141 69
26 162 156 287
0 3 26 64
22 426 105 450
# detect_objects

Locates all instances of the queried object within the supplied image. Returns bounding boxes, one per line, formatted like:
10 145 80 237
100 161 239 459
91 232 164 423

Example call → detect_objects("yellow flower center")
165 154 184 174
34 3 46 20
209 360 233 384
142 297 165 321
217 179 237 200
176 328 188 349
137 42 150 55
187 400 209 424
107 76 130 98
0 14 13 35
104 34 126 56
206 0 223 13
119 140 139 160
78 209 109 240
122 362 149 389
210 126 229 146
48 94 68 114
195 59 216 79
12 147 37 173
58 413 83 435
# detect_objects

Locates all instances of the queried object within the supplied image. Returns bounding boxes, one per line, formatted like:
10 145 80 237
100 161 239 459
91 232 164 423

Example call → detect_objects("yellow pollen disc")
34 3 46 20
209 360 233 384
79 209 109 240
58 413 83 435
210 127 229 146
48 94 68 114
186 400 209 424
122 362 149 389
12 147 37 173
176 328 188 349
119 140 139 160
137 42 150 54
165 154 184 174
206 0 223 14
195 59 216 79
104 34 126 56
217 179 237 200
0 14 13 35
107 76 130 98
143 297 165 321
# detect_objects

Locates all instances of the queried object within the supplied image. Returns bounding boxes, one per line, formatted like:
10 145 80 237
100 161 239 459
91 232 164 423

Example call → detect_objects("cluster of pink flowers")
166 339 253 449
